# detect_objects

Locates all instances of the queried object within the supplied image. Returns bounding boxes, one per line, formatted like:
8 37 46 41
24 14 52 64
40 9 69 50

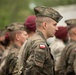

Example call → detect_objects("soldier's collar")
12 44 20 50
36 30 48 44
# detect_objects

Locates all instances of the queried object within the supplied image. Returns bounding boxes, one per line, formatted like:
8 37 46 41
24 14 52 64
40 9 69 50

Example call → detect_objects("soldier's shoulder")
32 33 45 41
9 45 19 55
32 35 46 45
26 35 46 49
64 42 76 53
65 42 75 48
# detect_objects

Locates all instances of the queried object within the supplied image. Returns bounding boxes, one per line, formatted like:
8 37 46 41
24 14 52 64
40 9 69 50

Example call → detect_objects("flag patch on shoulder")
39 44 46 49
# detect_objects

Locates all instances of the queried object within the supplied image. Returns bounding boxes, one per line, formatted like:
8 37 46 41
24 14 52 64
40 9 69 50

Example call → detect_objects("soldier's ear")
42 22 47 29
15 34 20 41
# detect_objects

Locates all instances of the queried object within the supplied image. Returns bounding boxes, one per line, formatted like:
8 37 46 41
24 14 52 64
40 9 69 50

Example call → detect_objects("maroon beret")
5 32 10 40
24 15 36 32
55 26 68 41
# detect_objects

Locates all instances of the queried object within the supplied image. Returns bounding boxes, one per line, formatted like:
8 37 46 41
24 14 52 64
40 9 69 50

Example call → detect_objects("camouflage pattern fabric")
34 6 63 23
0 44 20 75
65 19 76 26
59 40 76 75
5 22 25 31
65 19 76 30
13 41 27 75
22 30 55 75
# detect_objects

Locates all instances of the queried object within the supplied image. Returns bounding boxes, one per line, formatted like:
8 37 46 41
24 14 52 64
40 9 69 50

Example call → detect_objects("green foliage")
0 0 76 29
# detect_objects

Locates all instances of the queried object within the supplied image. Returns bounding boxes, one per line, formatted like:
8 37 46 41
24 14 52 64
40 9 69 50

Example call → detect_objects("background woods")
0 0 76 28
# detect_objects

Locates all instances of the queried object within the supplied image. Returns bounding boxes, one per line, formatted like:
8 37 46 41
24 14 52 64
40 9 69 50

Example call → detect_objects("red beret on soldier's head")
5 32 10 41
55 26 68 41
24 15 36 32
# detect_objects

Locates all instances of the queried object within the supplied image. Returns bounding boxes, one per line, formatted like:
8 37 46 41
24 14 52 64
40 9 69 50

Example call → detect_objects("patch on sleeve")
39 44 46 49
34 50 45 67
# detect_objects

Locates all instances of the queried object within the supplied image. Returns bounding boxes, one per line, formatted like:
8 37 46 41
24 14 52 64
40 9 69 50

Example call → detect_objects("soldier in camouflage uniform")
1 22 26 59
13 15 36 75
0 22 28 75
22 6 63 75
59 19 76 75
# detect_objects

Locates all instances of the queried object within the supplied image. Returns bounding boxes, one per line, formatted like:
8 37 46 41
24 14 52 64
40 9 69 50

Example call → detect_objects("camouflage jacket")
59 40 76 75
13 41 27 75
22 30 55 75
0 44 20 75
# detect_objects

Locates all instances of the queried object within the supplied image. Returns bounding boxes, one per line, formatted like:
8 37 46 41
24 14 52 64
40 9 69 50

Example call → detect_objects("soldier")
22 6 63 75
0 30 28 75
59 19 76 75
1 22 25 59
13 15 36 75
0 22 28 75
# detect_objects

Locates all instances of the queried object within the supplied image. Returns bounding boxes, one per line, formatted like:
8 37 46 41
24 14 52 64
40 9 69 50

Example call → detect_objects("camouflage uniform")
13 15 36 75
0 22 25 60
0 22 25 75
0 44 20 75
13 41 27 75
21 6 63 75
22 30 55 75
59 40 76 75
59 19 76 75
